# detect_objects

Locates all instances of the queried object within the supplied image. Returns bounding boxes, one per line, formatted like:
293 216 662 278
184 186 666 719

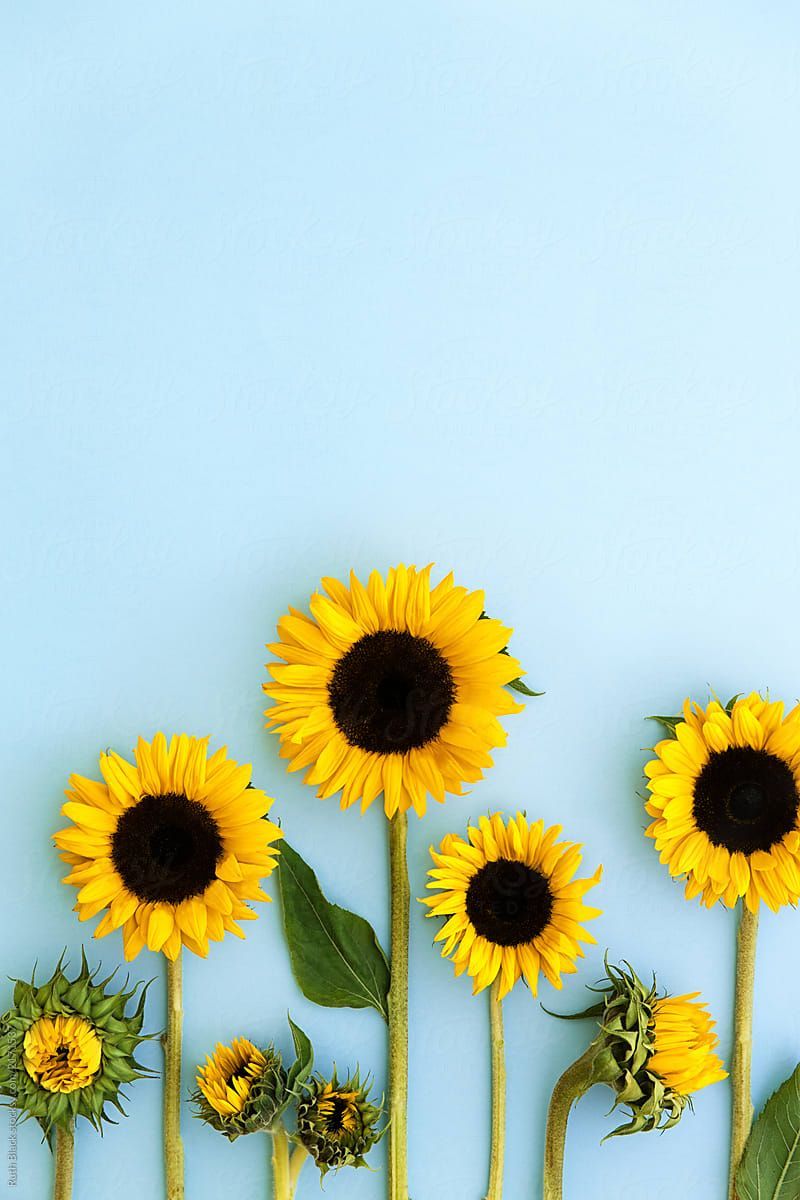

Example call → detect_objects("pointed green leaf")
645 714 682 738
277 842 390 1021
736 1063 800 1200
507 677 545 697
286 1016 314 1095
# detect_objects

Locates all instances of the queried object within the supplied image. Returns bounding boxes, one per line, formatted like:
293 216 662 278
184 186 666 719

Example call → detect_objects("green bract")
296 1069 384 1176
0 951 152 1137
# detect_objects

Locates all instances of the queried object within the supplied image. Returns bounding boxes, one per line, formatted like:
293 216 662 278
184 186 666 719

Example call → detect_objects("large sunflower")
423 812 602 998
264 565 524 818
54 733 282 960
644 692 800 912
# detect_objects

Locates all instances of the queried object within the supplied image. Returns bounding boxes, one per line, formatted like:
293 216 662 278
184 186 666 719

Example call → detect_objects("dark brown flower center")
111 792 223 903
466 858 553 947
328 630 455 753
693 746 799 854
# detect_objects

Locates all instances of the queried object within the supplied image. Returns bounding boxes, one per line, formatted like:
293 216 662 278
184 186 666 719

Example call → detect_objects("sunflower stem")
53 1122 74 1200
271 1127 291 1200
287 1143 309 1198
163 953 185 1200
388 811 410 1200
729 903 759 1200
485 979 506 1200
543 1044 596 1200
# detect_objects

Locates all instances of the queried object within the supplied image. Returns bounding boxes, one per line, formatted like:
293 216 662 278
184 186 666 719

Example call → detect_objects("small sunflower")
644 692 800 911
54 733 282 961
423 812 602 998
296 1070 384 1176
193 1037 289 1140
264 565 525 818
648 993 726 1098
0 953 151 1136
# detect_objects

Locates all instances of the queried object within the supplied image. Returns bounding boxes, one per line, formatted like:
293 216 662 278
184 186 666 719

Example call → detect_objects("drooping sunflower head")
644 692 800 912
0 953 151 1136
192 1037 289 1140
296 1070 384 1177
422 812 602 999
264 565 528 818
54 733 283 961
563 961 727 1136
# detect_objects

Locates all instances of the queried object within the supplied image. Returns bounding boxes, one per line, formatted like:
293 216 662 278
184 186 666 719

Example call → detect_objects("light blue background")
2 3 800 1198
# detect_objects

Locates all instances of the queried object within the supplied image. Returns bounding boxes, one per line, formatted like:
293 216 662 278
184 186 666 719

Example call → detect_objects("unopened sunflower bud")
296 1070 383 1177
192 1037 289 1140
0 951 152 1137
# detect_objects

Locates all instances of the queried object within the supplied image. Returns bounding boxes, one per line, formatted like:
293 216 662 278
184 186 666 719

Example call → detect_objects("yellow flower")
23 1015 102 1094
648 994 727 1097
264 565 524 818
423 812 602 999
54 733 282 960
196 1038 267 1117
645 692 800 911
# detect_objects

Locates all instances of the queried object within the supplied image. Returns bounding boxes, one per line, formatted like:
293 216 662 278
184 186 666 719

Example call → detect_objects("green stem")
485 979 506 1200
271 1127 291 1200
53 1122 74 1200
288 1144 310 1198
543 1045 596 1200
729 904 759 1200
388 811 410 1200
163 953 185 1200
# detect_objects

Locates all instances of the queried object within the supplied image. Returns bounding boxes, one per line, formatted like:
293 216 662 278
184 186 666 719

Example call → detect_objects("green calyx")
296 1068 384 1177
0 950 153 1139
647 692 741 740
553 961 690 1137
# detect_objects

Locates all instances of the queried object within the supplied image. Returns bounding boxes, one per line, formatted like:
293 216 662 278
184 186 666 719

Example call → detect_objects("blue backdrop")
3 3 800 1198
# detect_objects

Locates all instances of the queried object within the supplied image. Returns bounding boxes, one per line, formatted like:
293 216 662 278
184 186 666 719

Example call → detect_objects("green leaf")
278 842 390 1021
736 1063 800 1200
507 677 545 697
286 1016 314 1096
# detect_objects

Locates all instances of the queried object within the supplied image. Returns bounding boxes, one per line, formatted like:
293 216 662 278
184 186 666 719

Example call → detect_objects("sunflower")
0 953 151 1137
423 812 602 999
296 1070 384 1176
196 1038 268 1117
648 993 726 1097
264 565 524 818
644 692 800 912
54 733 282 960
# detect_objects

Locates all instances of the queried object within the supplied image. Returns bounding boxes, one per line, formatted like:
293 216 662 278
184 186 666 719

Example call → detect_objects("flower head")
423 812 602 999
54 733 282 960
0 953 151 1136
264 565 526 818
193 1037 289 1140
296 1070 383 1176
566 961 727 1136
645 692 800 911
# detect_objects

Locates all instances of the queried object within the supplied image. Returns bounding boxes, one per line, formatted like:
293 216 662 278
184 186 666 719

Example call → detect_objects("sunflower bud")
560 960 727 1136
192 1037 289 1140
0 951 152 1137
296 1070 383 1177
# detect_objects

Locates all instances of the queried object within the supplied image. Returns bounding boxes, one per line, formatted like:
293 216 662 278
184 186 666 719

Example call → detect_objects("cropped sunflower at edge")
263 564 526 819
54 732 282 961
423 812 603 999
644 692 800 912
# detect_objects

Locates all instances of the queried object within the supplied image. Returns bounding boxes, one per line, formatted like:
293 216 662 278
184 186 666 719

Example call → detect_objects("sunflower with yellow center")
644 692 800 912
23 1015 102 1094
424 812 602 998
264 565 525 818
54 733 282 960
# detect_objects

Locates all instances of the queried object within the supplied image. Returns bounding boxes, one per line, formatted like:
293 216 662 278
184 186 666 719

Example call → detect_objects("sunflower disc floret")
296 1070 383 1177
0 952 151 1136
